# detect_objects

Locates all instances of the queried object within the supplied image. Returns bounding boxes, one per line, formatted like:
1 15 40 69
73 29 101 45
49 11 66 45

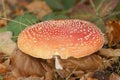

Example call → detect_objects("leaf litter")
0 31 16 55
0 0 120 80
6 49 118 80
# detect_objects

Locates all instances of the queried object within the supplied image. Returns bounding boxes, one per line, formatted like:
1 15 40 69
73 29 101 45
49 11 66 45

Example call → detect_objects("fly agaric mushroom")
17 19 104 70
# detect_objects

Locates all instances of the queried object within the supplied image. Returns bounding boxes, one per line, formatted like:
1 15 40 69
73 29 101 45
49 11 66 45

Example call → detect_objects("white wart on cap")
17 19 104 59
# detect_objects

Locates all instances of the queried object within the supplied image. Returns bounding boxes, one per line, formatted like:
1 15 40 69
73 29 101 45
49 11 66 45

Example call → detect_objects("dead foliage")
106 19 120 48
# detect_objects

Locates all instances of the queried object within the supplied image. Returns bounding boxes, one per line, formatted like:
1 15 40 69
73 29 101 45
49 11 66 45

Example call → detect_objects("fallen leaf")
17 76 44 80
80 72 95 80
13 7 24 16
0 53 7 63
0 1 11 18
72 70 85 79
87 78 98 80
3 73 17 80
0 31 16 55
70 2 95 21
10 49 116 79
105 19 120 47
0 64 7 74
47 54 113 79
93 71 109 80
10 49 51 78
17 0 31 7
60 54 109 72
41 61 55 80
7 0 17 6
109 73 120 80
0 19 7 28
44 71 55 80
99 48 120 57
26 0 52 20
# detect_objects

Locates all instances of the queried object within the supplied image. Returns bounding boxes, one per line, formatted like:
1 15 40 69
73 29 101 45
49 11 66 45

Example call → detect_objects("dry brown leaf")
7 0 17 5
80 72 94 80
0 2 11 18
47 54 112 79
17 76 44 80
0 19 7 27
71 70 85 78
0 31 17 55
106 20 120 47
10 49 46 78
10 48 56 80
60 54 108 72
3 73 17 80
0 63 7 74
0 53 7 63
26 0 52 20
109 73 120 80
44 71 55 80
93 71 109 80
13 7 24 16
17 0 30 7
69 77 77 80
10 49 115 79
99 48 120 57
87 78 98 80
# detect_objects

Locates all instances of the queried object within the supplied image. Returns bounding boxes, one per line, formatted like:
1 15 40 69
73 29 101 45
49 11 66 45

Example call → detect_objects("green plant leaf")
93 0 102 8
6 13 39 42
0 27 7 32
44 0 64 10
0 75 3 80
93 18 106 33
42 13 69 21
113 1 120 19
62 0 75 9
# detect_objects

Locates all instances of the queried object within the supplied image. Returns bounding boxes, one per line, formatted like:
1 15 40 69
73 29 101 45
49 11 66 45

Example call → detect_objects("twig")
2 0 7 18
0 17 28 26
96 0 105 12
89 0 98 16
65 65 79 80
104 11 120 20
12 36 18 39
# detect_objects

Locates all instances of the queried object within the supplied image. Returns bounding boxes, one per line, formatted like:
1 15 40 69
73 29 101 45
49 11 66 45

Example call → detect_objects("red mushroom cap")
17 19 104 59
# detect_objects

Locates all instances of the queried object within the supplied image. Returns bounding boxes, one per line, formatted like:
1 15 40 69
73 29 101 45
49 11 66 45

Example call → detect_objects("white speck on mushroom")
83 29 86 31
77 38 80 41
87 29 90 32
74 29 77 32
61 47 65 51
84 36 89 40
70 35 72 38
92 37 95 40
70 43 73 46
81 43 84 46
83 31 87 34
75 43 79 46
34 40 37 43
70 30 74 33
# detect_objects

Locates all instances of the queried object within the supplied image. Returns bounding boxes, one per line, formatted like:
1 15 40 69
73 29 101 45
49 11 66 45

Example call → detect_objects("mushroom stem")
54 55 63 70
